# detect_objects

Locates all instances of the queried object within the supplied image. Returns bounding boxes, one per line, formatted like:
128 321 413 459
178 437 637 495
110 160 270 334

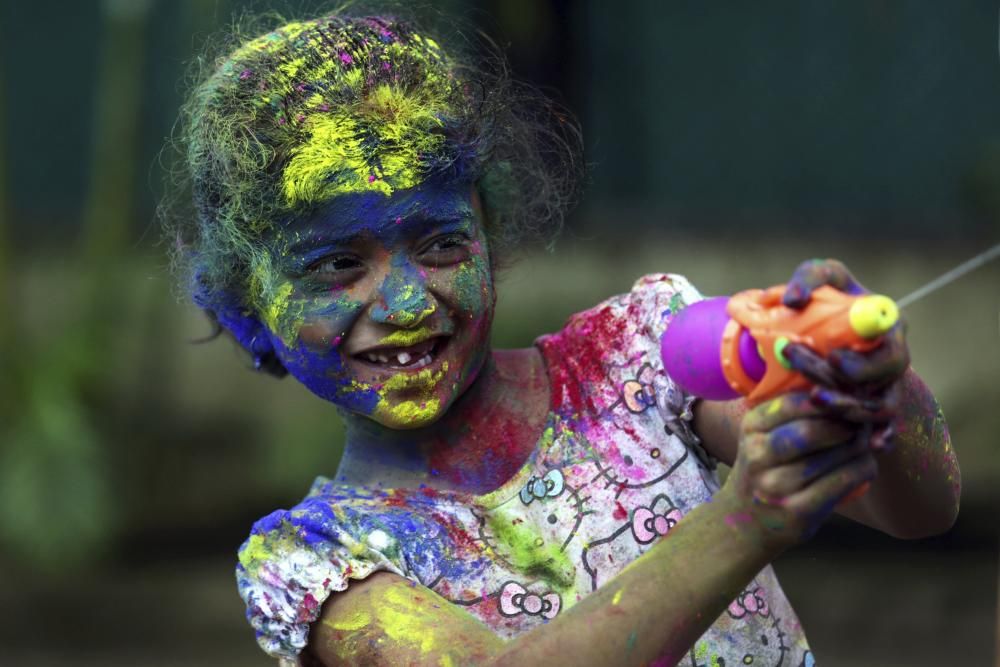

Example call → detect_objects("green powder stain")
537 425 557 454
626 630 637 652
669 292 686 315
694 642 711 661
452 262 487 312
485 506 575 591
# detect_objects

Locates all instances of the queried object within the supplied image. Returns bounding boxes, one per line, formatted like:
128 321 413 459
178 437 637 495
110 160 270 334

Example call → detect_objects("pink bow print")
727 587 770 619
630 504 682 544
498 581 561 620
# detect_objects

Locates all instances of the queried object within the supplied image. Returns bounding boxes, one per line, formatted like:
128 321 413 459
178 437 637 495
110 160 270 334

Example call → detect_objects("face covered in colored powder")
254 180 495 429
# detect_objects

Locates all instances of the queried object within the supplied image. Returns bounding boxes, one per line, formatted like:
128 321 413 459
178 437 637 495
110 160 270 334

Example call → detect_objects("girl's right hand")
717 391 879 554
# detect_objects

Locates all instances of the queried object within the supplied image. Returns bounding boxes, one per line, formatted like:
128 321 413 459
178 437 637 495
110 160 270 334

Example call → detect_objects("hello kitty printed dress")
237 274 816 667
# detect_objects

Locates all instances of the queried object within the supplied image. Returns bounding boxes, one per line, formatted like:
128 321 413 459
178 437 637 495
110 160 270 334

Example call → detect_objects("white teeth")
361 350 435 368
407 354 433 369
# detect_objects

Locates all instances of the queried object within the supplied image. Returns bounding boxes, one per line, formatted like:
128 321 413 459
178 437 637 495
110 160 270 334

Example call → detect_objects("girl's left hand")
778 259 909 450
780 258 910 390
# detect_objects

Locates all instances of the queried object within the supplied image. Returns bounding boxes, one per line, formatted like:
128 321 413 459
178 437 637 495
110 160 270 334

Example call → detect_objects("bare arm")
826 369 959 538
308 493 773 666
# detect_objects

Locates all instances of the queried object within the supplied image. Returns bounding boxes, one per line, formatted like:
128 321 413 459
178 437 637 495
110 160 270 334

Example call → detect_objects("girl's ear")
211 303 289 378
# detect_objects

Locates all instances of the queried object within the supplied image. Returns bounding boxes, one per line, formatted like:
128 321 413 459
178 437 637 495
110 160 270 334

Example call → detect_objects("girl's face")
257 181 495 429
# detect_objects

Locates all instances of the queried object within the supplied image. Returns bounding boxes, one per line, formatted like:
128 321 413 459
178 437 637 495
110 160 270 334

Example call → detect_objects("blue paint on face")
370 253 434 325
214 303 271 360
260 282 381 414
248 179 495 428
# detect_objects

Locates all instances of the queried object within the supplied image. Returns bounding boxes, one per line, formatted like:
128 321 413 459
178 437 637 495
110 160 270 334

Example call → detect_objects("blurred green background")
1 1 998 665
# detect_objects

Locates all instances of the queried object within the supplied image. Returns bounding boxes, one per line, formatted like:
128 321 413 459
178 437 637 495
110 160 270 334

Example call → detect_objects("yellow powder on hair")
261 282 293 329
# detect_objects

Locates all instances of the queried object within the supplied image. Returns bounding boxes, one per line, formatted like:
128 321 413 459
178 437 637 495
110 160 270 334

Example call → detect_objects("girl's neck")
336 348 550 495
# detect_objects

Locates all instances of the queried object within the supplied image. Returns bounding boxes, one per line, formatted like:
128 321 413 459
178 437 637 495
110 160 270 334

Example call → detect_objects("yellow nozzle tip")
849 294 899 338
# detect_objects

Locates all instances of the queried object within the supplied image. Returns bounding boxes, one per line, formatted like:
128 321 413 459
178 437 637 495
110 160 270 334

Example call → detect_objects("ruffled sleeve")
236 494 404 661
624 274 717 466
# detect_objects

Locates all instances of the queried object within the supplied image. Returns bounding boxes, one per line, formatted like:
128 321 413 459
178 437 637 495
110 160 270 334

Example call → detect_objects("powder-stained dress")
237 274 816 667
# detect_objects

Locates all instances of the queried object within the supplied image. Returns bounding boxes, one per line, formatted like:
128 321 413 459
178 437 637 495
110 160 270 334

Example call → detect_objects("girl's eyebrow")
283 235 363 270
282 212 473 263
395 212 473 238
284 230 364 258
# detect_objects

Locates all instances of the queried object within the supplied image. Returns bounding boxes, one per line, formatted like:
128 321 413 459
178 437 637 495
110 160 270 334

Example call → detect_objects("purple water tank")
660 297 765 401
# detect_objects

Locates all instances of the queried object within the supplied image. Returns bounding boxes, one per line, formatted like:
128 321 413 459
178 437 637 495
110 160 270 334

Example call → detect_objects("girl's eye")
307 254 364 285
419 233 470 266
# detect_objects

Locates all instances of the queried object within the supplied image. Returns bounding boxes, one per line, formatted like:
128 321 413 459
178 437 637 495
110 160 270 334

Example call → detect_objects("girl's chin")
290 337 487 425
361 387 452 428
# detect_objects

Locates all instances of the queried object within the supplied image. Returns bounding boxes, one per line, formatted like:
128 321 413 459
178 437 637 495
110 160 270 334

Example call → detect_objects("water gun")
660 285 900 503
660 285 900 407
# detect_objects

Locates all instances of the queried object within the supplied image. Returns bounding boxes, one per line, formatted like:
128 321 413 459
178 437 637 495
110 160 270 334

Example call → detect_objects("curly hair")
161 9 584 317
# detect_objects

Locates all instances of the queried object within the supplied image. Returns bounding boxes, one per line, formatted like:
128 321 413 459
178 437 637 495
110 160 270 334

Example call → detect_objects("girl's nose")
369 258 436 327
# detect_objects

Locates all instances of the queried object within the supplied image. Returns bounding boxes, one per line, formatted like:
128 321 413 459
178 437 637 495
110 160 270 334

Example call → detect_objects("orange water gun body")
661 284 900 408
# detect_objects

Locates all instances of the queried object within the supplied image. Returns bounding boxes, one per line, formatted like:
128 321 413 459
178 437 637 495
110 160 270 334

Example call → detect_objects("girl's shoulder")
235 476 494 659
535 273 703 433
547 273 702 339
536 272 702 380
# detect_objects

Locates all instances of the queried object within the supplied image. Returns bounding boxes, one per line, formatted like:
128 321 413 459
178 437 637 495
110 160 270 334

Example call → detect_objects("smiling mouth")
353 337 447 371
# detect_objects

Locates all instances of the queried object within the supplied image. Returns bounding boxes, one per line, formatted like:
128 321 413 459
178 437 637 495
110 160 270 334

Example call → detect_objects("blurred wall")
4 1 1000 238
582 1 1000 238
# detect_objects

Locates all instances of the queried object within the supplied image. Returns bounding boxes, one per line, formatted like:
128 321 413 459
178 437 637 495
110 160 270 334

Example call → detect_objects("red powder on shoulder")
540 304 626 415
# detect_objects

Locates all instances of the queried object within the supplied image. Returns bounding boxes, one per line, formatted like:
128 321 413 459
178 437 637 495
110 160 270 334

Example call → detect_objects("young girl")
168 12 960 666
